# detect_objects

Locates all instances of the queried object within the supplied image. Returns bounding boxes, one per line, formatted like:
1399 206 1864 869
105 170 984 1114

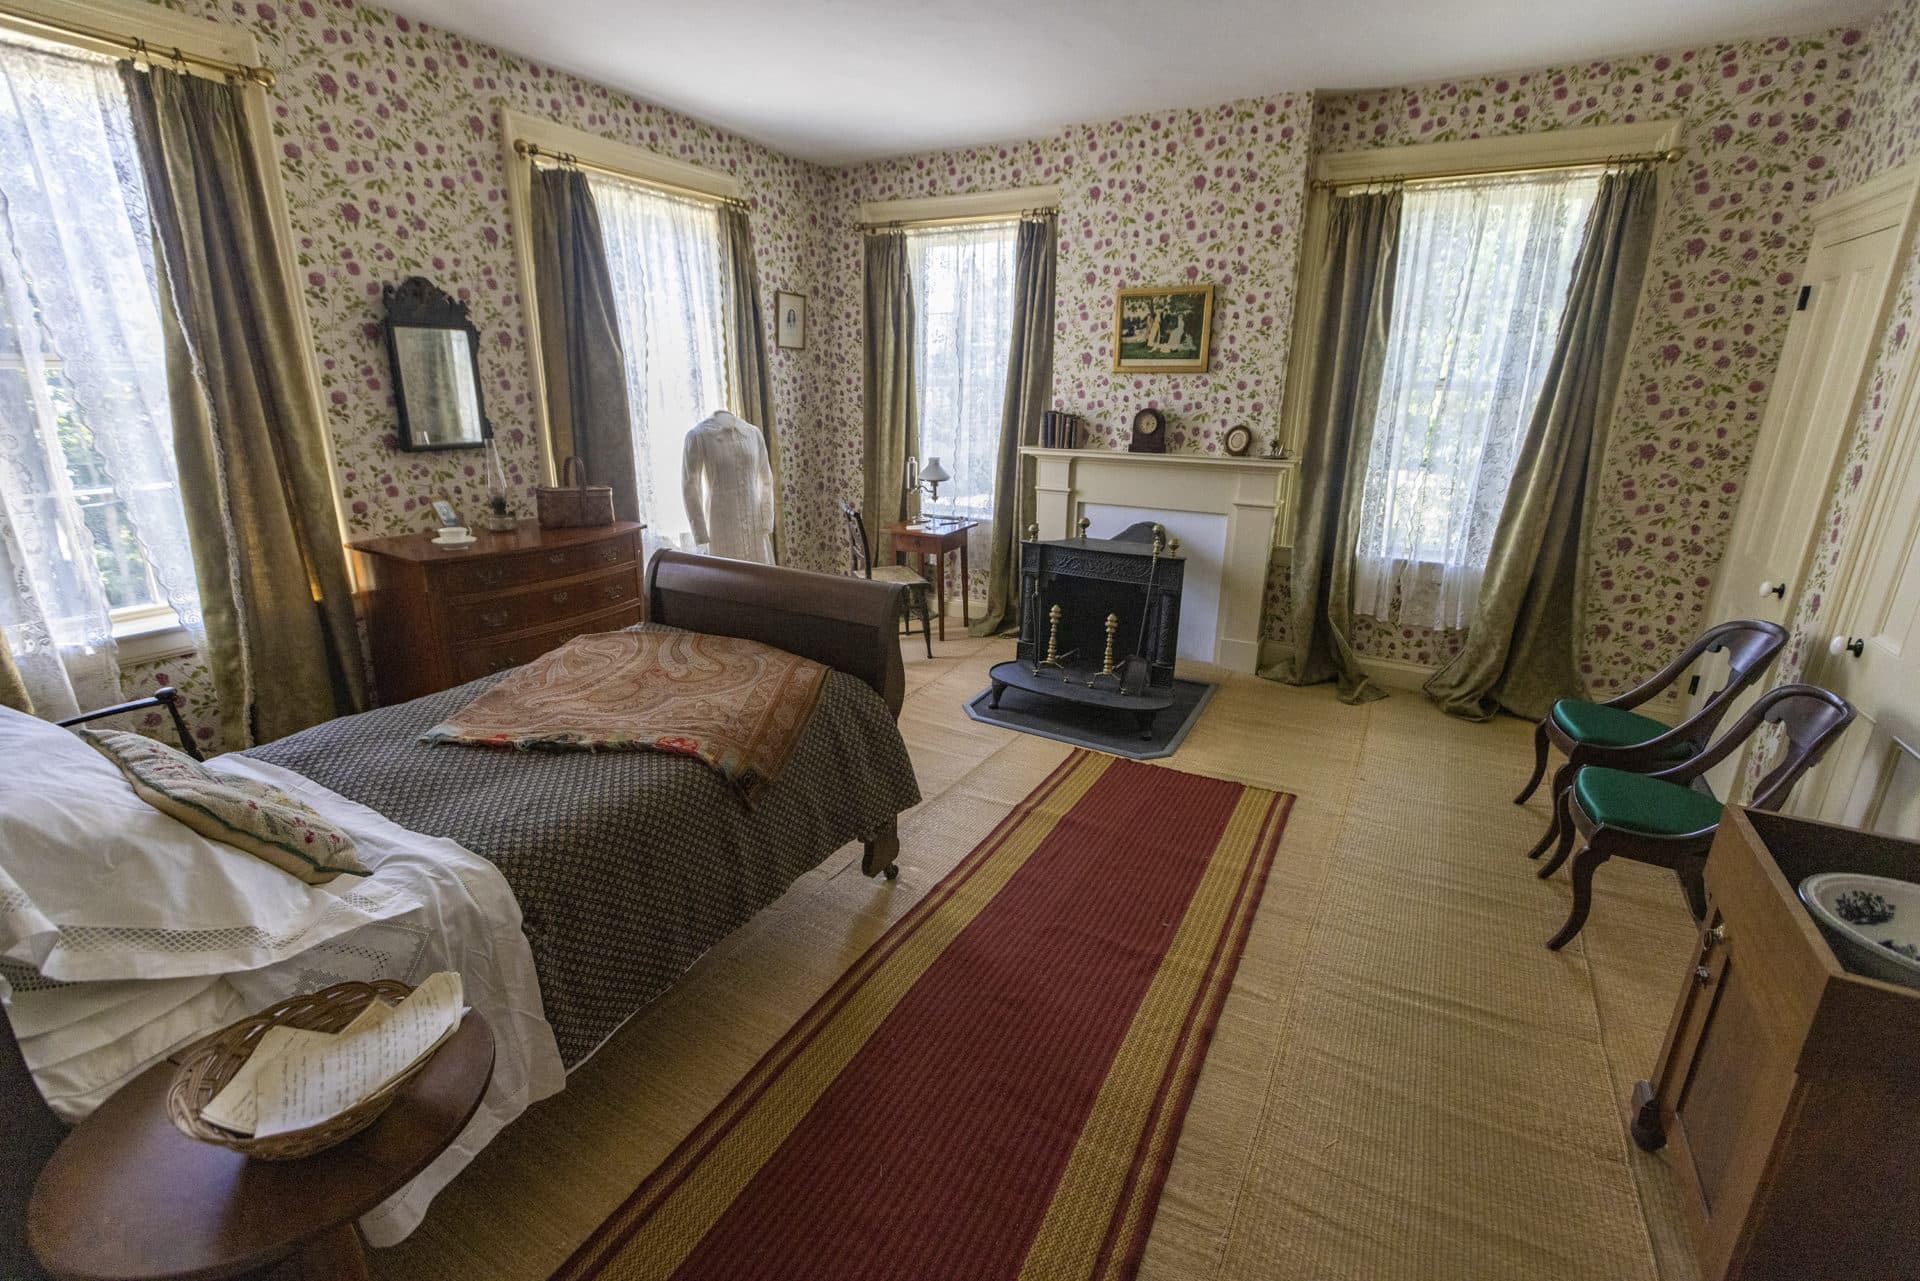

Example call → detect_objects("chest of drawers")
349 520 645 702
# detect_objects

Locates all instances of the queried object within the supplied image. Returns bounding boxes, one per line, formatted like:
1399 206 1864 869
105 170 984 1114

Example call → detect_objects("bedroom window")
907 222 1017 520
0 39 199 689
586 174 732 553
1352 171 1599 630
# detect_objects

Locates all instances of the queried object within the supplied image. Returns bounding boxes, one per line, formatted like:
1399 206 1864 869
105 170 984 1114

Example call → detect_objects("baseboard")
1357 655 1437 692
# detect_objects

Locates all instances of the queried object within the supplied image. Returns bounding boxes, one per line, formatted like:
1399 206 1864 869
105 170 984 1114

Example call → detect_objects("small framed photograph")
431 498 461 528
775 291 806 350
1112 284 1214 373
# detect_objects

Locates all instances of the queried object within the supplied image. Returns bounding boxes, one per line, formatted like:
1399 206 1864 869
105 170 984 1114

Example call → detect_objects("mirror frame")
382 275 492 452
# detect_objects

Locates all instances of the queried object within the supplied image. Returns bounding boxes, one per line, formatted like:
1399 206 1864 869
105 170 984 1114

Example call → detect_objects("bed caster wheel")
884 863 899 880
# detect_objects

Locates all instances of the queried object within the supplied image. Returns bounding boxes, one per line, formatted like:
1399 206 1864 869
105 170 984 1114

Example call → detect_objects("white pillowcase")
0 707 416 982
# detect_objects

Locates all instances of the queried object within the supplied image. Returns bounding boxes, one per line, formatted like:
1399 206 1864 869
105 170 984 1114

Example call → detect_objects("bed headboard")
647 550 906 718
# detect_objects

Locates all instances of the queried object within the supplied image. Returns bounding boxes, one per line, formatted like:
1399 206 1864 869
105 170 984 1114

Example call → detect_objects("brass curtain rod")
859 208 1057 233
1312 146 1681 192
514 139 750 211
0 12 274 85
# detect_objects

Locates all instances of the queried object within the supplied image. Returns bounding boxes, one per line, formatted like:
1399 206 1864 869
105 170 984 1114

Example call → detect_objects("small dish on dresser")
1798 872 1920 989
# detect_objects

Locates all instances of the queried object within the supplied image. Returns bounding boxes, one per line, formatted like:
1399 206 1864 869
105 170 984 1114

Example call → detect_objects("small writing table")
29 1011 494 1281
884 517 979 641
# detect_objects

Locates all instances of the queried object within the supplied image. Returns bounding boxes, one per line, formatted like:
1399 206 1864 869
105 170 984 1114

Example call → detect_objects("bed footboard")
647 551 907 719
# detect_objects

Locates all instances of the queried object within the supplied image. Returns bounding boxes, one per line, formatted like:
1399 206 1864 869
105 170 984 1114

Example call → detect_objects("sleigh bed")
0 550 920 1271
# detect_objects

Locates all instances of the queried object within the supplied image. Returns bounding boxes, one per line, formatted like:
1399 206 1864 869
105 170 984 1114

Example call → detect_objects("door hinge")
1796 284 1813 311
1687 674 1701 696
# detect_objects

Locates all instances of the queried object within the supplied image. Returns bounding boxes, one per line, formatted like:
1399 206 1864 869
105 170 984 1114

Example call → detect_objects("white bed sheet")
3 754 566 1247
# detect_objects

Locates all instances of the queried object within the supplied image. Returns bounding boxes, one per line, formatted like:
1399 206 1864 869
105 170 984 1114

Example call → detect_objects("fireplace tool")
1116 526 1166 695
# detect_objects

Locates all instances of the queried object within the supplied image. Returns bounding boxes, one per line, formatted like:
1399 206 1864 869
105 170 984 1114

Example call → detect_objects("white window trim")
859 185 1061 228
499 105 745 491
1270 118 1682 568
0 0 352 600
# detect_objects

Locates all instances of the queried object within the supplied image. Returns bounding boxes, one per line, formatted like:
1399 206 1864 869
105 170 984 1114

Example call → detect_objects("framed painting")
775 290 806 349
1112 284 1214 373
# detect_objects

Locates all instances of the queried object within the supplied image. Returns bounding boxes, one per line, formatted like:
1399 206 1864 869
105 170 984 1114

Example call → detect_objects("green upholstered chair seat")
1573 767 1723 837
1552 700 1693 759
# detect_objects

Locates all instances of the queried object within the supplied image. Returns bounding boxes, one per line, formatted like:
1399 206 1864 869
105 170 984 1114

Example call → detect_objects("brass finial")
1076 515 1091 536
1025 522 1038 541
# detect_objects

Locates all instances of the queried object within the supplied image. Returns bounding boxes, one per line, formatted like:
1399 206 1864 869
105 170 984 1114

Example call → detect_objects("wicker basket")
535 455 615 529
167 979 440 1161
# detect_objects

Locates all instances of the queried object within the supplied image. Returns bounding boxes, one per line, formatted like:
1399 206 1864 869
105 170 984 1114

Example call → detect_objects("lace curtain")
907 222 1016 520
1352 172 1599 630
586 175 731 556
0 42 200 718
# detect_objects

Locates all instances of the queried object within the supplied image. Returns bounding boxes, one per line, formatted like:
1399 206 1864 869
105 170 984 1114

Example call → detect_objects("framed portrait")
1112 284 1214 373
775 290 806 349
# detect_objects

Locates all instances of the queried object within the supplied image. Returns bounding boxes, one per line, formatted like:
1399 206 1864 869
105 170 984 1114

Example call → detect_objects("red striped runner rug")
552 749 1292 1281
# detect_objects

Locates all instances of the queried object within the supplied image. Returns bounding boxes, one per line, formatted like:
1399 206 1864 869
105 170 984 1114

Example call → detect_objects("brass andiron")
1035 604 1068 676
1087 613 1123 690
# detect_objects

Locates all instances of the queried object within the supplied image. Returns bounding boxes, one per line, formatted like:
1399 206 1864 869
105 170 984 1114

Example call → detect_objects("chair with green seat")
1538 683 1854 950
1516 619 1786 861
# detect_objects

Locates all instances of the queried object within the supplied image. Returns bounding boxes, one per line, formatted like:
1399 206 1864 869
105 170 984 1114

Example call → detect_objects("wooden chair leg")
1515 718 1551 804
1536 790 1580 878
1523 782 1568 861
918 592 932 658
1547 843 1608 951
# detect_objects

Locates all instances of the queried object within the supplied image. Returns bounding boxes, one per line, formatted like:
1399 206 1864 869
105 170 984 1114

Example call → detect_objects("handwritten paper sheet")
201 972 464 1139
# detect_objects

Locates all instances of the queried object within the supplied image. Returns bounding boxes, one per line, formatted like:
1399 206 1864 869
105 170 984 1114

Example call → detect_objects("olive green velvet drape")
0 642 28 715
719 204 782 563
529 168 640 524
122 64 367 746
972 214 1056 637
862 230 918 550
1262 190 1403 703
1424 168 1659 721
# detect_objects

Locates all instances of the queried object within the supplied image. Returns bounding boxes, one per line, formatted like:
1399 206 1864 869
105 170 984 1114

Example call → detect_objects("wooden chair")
1515 620 1786 859
1536 683 1854 950
841 502 932 658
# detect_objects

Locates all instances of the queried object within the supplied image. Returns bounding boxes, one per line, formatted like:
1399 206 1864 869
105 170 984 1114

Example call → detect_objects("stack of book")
1040 411 1083 449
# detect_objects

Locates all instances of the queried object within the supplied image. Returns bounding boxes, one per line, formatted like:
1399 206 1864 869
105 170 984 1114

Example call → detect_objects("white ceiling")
383 0 1890 166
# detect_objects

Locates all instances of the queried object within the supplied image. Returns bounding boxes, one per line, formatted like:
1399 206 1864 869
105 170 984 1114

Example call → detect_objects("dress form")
681 410 776 563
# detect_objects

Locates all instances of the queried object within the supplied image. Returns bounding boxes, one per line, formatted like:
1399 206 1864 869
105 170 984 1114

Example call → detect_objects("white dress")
681 411 776 563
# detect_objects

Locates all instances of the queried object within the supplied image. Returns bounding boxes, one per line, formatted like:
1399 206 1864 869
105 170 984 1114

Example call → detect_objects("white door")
1695 166 1919 797
1796 346 1920 839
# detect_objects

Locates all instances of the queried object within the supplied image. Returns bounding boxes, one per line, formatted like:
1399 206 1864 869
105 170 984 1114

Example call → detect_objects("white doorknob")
1759 580 1786 599
1830 635 1865 659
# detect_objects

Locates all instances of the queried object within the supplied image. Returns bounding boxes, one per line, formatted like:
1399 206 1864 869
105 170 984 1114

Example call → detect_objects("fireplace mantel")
1020 447 1297 673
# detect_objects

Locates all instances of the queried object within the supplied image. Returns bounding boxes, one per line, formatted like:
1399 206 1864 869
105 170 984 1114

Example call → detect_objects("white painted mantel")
1021 447 1296 673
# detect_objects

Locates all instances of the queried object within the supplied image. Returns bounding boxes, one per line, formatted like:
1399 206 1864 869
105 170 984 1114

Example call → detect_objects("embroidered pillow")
77 730 367 885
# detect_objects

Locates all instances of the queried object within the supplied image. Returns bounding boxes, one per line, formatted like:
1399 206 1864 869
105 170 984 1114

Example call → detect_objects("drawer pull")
1703 923 1727 949
602 582 624 601
489 654 518 672
473 566 504 587
547 551 568 566
598 545 623 563
551 590 571 606
479 609 509 629
1694 965 1713 987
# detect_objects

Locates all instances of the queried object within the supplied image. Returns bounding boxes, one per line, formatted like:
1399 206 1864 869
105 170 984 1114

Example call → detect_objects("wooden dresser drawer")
349 519 646 703
451 602 643 683
447 568 642 639
436 536 637 597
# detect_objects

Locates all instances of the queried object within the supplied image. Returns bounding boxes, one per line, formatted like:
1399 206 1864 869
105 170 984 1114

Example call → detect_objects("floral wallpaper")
1313 27 1870 692
119 0 839 749
811 93 1312 600
86 0 1909 754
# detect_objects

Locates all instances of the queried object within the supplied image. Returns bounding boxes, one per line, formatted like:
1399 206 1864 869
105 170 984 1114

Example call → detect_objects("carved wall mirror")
383 276 491 451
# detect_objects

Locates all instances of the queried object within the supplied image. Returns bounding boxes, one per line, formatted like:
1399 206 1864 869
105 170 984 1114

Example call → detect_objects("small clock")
1129 406 1167 454
1223 425 1253 457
